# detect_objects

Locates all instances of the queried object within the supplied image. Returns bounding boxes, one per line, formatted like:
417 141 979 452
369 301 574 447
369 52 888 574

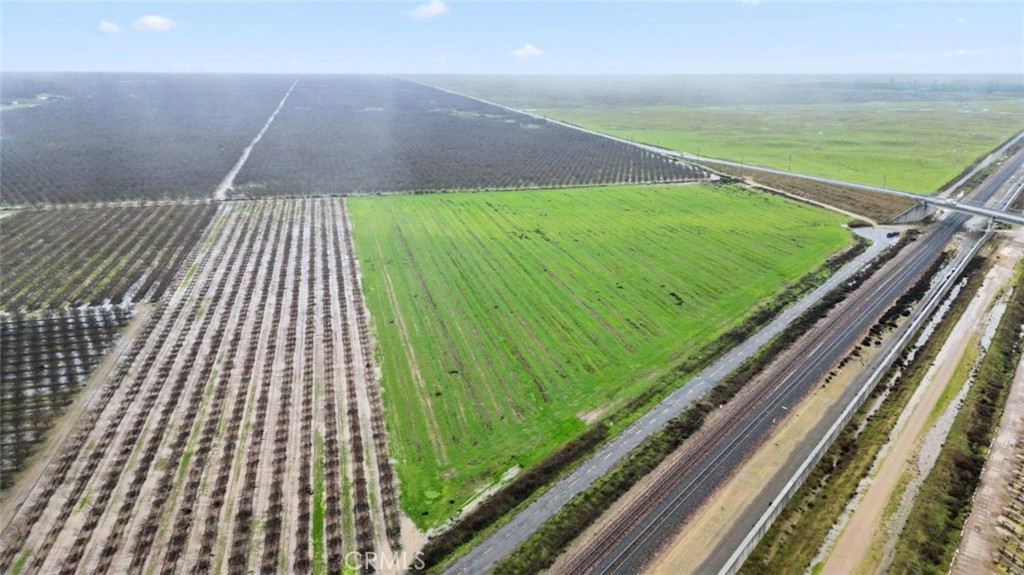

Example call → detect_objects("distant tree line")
0 73 296 204
233 76 707 196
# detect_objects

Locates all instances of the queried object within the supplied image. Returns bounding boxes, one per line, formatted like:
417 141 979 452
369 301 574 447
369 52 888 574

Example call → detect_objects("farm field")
703 162 917 222
0 203 217 489
5 71 1011 574
0 198 402 574
538 101 1024 193
418 75 1024 194
233 76 705 197
0 73 707 206
0 203 217 311
1 306 132 489
0 73 297 204
347 182 852 527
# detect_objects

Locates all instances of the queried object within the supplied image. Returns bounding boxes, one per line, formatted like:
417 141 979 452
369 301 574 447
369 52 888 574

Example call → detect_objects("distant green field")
542 100 1024 193
349 183 851 528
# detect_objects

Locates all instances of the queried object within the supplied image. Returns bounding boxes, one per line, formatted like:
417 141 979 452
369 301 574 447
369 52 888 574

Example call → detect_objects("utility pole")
788 154 792 172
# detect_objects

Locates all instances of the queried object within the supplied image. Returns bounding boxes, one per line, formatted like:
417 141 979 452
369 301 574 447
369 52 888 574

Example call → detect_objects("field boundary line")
214 79 299 200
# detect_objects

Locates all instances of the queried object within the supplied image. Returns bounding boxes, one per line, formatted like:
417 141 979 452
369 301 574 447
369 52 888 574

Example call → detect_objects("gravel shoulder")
821 240 1020 575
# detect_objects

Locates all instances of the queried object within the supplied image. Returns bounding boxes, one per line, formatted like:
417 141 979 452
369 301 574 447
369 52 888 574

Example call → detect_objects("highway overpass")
523 109 1024 227
684 151 1024 227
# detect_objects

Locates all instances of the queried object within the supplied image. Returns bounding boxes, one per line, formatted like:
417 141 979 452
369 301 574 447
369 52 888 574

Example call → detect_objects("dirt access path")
212 79 297 200
951 352 1024 574
821 240 1022 575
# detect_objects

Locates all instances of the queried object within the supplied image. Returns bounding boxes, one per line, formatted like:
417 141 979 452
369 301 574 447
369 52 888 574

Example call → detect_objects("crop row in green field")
348 183 852 527
541 100 1024 193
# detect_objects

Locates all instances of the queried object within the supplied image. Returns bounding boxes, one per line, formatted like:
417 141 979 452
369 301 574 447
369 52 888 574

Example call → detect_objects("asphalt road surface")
427 81 1024 574
442 227 895 575
580 147 1024 575
588 212 965 575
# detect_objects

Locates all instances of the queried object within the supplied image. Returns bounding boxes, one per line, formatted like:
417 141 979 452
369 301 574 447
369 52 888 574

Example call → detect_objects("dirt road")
822 241 1021 574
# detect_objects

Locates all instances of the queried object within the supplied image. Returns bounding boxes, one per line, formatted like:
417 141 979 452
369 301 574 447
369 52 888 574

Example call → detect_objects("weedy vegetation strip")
890 261 1024 574
740 255 989 574
703 163 916 223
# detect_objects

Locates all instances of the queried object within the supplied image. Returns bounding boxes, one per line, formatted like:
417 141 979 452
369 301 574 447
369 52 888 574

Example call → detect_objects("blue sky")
2 2 1022 74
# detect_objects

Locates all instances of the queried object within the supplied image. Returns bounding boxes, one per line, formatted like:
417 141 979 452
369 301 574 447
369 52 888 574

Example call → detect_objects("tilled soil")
0 198 405 575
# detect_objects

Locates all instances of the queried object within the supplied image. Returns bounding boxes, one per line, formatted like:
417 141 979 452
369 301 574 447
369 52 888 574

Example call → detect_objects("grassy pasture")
541 100 1024 194
349 183 851 527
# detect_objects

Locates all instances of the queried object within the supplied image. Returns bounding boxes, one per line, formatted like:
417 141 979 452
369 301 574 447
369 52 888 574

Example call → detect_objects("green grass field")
349 183 851 528
542 100 1024 193
414 75 1024 195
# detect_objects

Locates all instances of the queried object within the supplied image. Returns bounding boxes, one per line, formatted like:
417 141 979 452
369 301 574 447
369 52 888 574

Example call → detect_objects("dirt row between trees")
0 198 406 575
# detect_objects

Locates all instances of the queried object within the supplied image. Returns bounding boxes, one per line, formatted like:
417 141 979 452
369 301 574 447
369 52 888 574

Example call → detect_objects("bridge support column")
886 201 936 224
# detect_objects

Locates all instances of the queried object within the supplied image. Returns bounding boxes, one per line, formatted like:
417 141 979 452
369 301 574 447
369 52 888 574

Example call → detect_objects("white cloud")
742 0 761 5
405 0 449 19
511 43 543 59
97 21 121 35
133 15 177 32
942 48 980 58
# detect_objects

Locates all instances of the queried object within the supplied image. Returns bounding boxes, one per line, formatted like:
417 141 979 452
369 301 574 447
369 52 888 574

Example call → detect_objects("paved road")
702 149 1024 575
421 80 1024 573
592 208 967 575
442 226 896 575
589 147 1024 575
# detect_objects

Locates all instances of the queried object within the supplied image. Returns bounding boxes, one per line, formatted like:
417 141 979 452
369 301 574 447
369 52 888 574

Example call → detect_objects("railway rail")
565 147 1024 575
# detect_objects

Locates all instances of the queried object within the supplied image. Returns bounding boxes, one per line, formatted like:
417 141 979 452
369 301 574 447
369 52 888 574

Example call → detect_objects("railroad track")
568 148 1024 575
570 220 955 574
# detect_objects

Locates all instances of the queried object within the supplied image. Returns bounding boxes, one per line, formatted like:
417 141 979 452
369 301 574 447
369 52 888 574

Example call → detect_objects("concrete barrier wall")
887 201 936 224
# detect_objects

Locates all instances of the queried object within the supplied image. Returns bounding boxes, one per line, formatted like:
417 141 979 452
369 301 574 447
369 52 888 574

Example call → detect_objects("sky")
2 1 1022 75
